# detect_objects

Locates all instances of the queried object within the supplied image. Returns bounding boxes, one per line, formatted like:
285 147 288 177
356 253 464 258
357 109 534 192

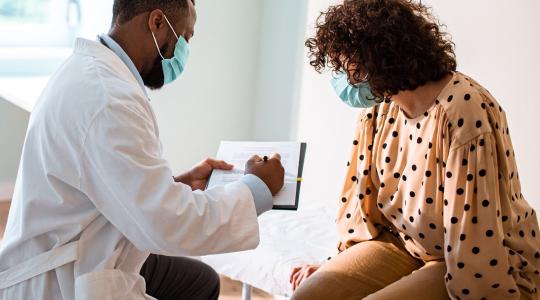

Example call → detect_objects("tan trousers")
292 230 536 299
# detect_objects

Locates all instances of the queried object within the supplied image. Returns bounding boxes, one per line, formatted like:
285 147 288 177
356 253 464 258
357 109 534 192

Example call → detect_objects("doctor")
0 0 285 299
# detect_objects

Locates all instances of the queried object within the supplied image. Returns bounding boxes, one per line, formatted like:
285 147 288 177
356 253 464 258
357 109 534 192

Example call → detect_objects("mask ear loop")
151 31 165 60
162 14 179 40
150 12 179 60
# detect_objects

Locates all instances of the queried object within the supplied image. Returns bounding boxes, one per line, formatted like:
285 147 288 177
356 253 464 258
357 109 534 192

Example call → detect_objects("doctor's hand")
175 158 233 191
245 154 285 196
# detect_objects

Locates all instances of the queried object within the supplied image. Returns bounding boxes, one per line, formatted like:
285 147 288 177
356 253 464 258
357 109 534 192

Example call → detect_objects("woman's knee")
291 234 423 300
290 272 333 300
291 270 373 300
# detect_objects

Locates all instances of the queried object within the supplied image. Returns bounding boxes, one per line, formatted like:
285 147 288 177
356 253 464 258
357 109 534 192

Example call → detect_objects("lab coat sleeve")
78 97 261 256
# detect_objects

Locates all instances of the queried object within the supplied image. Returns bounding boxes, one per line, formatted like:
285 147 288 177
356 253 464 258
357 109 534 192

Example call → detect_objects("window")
0 0 80 47
0 0 81 78
0 0 112 110
0 0 54 22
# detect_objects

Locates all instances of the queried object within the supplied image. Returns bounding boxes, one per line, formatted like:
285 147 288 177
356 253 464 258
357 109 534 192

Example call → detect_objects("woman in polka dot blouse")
290 1 540 299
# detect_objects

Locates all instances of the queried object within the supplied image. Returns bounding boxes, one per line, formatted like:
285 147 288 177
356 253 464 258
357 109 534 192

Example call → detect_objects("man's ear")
148 9 165 33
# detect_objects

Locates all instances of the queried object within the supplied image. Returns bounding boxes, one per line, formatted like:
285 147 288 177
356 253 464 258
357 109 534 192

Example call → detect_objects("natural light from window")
0 0 113 111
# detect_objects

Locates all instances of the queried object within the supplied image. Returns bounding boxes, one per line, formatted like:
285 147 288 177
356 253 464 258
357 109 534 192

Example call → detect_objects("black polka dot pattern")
336 72 540 299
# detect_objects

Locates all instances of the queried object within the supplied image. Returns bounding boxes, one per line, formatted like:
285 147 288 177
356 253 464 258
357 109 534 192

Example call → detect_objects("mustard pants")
291 230 534 300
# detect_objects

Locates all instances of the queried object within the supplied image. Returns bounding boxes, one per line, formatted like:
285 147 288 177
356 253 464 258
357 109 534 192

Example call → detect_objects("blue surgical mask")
151 14 190 85
330 72 379 108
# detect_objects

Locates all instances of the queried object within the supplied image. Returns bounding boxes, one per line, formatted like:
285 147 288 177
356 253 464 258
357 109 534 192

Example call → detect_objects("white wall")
296 0 540 211
78 0 114 39
425 0 540 208
251 0 308 141
295 0 355 212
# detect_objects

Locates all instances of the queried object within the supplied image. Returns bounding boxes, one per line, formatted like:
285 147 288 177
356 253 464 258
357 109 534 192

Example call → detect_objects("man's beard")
143 46 167 90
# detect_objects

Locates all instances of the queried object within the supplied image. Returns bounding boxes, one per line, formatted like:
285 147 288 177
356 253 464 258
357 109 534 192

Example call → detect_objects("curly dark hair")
306 0 457 97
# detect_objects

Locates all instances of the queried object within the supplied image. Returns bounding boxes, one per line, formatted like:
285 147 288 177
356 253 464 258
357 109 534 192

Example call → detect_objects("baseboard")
0 182 14 202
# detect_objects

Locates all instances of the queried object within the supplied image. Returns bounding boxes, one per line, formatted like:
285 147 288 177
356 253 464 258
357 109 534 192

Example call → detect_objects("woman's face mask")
150 13 190 85
330 72 379 108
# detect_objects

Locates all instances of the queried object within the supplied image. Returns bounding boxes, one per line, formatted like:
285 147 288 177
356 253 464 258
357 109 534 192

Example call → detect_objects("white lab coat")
0 38 261 299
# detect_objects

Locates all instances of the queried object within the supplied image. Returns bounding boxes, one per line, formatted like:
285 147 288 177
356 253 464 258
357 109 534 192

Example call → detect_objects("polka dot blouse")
336 72 540 299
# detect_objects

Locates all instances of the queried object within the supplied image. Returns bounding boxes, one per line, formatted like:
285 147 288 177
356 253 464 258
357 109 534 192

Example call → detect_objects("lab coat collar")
97 34 149 99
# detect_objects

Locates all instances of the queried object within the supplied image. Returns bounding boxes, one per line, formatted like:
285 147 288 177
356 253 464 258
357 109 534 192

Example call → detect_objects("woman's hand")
290 264 320 291
174 158 233 190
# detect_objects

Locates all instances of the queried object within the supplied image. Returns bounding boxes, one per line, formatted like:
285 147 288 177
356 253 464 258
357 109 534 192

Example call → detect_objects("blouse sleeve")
336 108 386 252
442 133 520 299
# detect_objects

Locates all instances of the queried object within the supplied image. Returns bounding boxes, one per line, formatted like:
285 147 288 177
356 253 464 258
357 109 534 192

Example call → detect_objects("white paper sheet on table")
207 141 305 209
202 207 338 297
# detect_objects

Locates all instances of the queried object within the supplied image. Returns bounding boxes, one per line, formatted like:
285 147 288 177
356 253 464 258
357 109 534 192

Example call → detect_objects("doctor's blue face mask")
330 72 379 108
151 13 190 85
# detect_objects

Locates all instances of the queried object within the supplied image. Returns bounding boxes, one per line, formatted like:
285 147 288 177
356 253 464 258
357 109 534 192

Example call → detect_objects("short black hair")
112 0 195 24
